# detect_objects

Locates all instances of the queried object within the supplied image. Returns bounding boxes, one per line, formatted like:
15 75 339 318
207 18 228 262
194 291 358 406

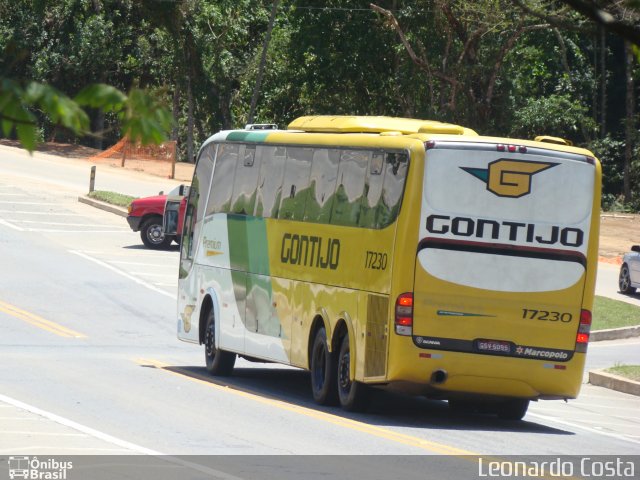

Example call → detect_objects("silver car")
619 245 640 294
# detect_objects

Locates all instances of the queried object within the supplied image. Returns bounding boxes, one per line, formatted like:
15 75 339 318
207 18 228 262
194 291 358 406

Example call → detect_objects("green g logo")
461 159 558 198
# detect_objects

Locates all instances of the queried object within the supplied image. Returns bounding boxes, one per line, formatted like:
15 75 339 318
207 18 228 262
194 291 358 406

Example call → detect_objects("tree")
0 0 172 151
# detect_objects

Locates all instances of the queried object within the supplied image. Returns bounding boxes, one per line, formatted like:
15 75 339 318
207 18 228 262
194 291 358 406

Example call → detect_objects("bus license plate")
476 339 512 354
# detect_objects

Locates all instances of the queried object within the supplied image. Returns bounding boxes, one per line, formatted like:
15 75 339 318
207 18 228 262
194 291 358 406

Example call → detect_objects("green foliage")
0 78 172 151
592 295 640 330
510 93 597 141
0 79 89 151
87 190 137 208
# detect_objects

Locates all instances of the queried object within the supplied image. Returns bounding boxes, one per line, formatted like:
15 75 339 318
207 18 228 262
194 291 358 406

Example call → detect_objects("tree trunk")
247 0 279 125
600 27 607 137
187 77 194 164
172 86 180 142
623 41 635 201
94 110 104 150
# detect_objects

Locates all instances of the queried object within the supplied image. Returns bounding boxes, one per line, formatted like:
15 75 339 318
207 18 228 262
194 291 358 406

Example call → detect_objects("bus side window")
378 152 409 227
330 149 368 227
358 152 386 229
255 146 286 218
182 144 215 267
278 147 313 221
205 143 238 216
230 144 261 215
304 148 339 224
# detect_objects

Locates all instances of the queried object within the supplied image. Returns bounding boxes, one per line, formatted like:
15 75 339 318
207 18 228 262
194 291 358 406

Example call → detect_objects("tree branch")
484 24 550 110
370 3 458 87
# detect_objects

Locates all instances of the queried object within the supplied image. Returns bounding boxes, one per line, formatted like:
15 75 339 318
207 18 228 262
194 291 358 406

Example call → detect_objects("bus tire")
497 399 529 421
140 216 173 249
204 309 235 376
310 327 338 405
337 334 370 412
619 264 636 294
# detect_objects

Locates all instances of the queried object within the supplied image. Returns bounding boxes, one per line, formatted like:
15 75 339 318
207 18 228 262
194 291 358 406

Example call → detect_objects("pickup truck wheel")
140 217 173 249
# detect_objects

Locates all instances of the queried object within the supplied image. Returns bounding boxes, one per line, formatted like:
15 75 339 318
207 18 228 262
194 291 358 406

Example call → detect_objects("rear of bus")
390 137 600 415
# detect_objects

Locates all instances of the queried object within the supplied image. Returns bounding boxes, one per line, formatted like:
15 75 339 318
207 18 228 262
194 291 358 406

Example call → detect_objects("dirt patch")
599 214 640 260
0 139 194 182
0 139 102 159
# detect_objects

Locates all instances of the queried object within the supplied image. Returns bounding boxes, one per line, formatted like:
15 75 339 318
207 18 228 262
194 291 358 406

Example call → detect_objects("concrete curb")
591 325 640 341
589 369 640 397
78 196 128 217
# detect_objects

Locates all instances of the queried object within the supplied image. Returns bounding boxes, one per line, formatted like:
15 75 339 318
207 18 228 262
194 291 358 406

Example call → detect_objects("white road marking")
0 219 24 231
0 209 86 217
130 272 176 277
69 250 175 298
77 249 178 257
0 397 242 478
535 402 640 411
0 393 161 455
0 193 28 196
566 417 638 427
0 201 70 205
0 447 131 453
527 412 640 445
4 431 87 436
25 229 129 233
16 220 128 227
0 210 83 216
111 261 171 267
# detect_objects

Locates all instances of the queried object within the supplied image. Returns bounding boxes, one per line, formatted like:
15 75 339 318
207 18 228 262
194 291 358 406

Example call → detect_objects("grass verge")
593 295 640 330
88 190 136 208
605 365 640 382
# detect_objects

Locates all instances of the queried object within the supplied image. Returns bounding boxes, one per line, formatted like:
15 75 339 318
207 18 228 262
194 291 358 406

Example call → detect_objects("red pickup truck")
126 184 187 249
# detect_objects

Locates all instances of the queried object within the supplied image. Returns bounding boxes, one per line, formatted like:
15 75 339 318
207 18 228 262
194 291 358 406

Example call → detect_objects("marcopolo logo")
8 456 72 480
461 159 558 198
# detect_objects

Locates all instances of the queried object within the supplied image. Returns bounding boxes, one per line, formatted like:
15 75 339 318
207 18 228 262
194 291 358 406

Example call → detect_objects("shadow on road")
143 361 572 437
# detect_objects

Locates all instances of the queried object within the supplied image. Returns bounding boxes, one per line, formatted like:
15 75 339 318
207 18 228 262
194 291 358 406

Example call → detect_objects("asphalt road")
0 147 638 476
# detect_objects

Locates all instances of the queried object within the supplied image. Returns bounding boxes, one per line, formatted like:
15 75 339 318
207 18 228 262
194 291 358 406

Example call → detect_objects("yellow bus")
169 116 600 420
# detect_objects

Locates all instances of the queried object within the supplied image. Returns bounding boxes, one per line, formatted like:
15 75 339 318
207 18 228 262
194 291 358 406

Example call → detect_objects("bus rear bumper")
383 346 585 400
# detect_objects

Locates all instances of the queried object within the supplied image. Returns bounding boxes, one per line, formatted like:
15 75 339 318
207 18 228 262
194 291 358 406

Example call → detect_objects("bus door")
411 142 596 362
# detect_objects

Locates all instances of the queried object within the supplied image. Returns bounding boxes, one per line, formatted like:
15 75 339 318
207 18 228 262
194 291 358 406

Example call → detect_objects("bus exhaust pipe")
431 369 448 385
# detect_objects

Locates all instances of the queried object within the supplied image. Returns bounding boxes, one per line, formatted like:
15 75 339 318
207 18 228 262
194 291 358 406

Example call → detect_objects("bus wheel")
204 309 235 376
337 334 370 411
310 327 338 405
497 399 529 421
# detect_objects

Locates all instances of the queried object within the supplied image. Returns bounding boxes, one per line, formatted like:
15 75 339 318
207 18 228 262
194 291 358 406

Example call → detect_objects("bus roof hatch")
288 116 476 136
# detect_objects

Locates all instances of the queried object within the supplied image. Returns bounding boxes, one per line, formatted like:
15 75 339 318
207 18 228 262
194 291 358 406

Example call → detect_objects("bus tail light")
395 293 413 336
575 309 591 353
